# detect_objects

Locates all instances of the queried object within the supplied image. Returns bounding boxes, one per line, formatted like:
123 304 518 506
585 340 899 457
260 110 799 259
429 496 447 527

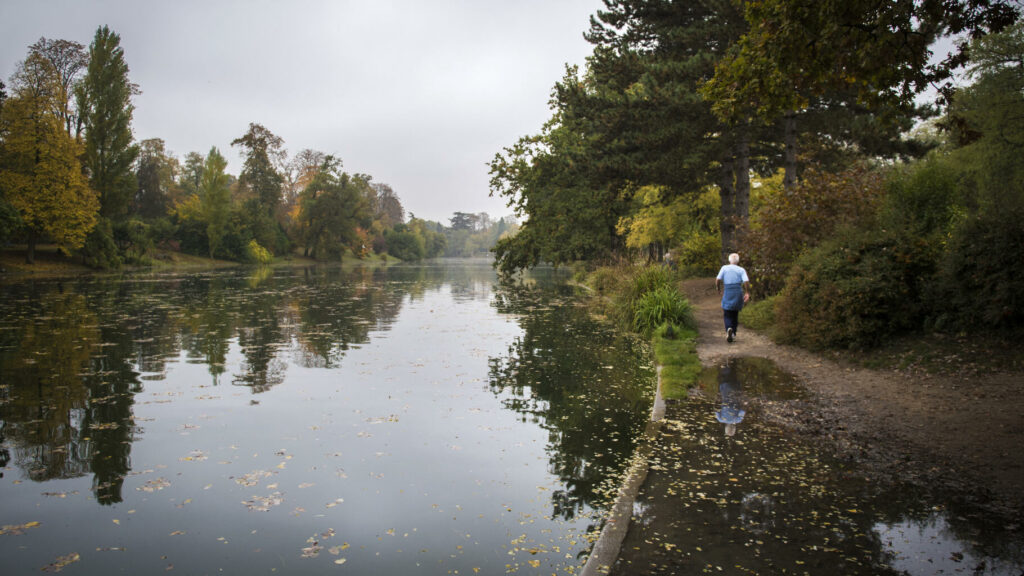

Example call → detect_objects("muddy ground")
681 278 1024 521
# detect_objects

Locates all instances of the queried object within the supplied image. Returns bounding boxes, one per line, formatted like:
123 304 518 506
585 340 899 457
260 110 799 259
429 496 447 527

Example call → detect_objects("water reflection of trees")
0 264 454 503
488 279 655 520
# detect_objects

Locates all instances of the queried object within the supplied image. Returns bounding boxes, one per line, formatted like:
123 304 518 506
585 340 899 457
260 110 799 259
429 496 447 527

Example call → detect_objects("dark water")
613 357 1024 575
0 261 655 575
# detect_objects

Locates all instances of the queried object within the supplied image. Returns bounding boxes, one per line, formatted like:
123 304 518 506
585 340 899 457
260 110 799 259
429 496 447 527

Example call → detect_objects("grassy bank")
1 245 403 281
580 263 702 399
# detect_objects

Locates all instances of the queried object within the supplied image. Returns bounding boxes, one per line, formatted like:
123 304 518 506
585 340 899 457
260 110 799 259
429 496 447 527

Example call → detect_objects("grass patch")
652 323 700 400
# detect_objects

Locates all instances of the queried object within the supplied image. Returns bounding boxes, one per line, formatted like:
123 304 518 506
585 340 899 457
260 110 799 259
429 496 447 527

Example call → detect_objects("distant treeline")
0 26 516 267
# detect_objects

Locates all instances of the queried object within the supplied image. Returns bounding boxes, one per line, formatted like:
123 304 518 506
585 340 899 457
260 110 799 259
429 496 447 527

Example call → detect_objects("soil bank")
681 277 1024 520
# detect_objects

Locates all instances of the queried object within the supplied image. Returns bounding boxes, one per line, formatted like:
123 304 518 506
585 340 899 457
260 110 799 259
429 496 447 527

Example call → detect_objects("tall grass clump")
633 285 695 337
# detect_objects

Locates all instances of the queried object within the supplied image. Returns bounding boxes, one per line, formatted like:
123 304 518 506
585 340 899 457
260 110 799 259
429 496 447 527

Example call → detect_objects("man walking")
715 253 751 343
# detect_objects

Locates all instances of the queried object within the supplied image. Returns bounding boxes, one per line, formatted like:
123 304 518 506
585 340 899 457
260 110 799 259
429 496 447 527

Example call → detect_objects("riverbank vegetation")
0 28 518 272
490 1 1022 350
580 263 700 399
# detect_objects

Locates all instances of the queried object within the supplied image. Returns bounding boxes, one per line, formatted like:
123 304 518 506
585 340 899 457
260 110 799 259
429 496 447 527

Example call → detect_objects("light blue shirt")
716 264 749 285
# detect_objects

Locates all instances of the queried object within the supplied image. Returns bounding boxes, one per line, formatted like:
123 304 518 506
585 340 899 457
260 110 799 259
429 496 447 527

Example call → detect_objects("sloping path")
681 278 1024 516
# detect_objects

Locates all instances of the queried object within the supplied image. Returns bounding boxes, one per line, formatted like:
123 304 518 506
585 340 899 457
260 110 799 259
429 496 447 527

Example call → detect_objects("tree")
701 0 1019 123
0 54 98 263
134 138 179 219
199 147 231 259
232 122 286 254
77 26 139 220
232 122 285 212
450 211 478 231
298 156 371 260
371 182 404 227
177 151 205 197
28 37 88 137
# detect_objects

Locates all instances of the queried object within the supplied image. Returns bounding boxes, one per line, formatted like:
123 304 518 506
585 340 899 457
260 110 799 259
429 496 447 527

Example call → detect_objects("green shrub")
244 239 274 265
78 217 123 269
739 295 777 333
933 207 1024 330
881 155 963 237
587 266 623 296
633 286 695 336
774 228 936 349
675 230 721 276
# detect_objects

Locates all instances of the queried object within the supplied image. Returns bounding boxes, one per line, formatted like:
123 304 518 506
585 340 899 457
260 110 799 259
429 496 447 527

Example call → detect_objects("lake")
0 261 655 575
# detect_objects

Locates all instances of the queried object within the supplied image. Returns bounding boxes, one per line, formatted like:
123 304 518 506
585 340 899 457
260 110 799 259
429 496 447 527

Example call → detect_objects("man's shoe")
727 328 735 343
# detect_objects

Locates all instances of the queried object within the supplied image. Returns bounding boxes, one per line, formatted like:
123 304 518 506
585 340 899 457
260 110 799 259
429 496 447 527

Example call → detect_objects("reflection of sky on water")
0 263 654 575
877 514 1023 576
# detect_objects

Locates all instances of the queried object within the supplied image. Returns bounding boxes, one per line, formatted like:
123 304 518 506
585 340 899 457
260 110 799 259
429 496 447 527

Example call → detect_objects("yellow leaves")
41 552 80 573
0 520 42 535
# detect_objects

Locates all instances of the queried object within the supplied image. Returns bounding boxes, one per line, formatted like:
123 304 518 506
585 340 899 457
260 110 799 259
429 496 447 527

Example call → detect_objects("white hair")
728 253 740 265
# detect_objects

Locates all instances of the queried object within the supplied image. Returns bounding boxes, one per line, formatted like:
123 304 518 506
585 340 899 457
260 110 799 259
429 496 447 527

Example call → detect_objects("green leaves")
78 25 139 220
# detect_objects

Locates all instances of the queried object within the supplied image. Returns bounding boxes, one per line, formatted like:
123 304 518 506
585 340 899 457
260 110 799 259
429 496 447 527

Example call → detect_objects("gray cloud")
0 0 601 223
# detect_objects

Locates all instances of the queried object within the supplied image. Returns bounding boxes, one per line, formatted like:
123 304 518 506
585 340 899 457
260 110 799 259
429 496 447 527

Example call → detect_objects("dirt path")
681 278 1024 519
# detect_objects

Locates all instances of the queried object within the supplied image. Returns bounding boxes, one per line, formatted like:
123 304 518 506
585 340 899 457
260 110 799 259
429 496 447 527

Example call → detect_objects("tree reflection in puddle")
613 357 1024 576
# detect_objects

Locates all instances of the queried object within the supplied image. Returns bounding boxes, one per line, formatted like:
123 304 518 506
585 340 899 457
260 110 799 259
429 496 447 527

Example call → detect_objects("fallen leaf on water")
42 552 80 573
0 521 42 535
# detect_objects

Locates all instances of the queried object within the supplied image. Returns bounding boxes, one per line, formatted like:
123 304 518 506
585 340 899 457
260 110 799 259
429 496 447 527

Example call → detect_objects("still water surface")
0 261 655 574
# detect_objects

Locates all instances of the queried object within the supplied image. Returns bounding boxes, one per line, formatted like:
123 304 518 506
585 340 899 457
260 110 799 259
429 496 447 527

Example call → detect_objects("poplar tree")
77 25 139 220
199 147 231 259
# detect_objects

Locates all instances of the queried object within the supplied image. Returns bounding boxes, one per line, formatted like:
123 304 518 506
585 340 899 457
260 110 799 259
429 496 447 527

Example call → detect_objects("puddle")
612 357 1024 575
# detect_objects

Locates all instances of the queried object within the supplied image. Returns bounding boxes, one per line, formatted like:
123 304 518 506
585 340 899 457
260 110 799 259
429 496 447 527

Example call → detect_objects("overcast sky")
0 0 605 223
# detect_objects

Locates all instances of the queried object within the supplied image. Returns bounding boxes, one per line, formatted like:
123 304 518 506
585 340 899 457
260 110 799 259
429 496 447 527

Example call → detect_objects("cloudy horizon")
0 0 604 224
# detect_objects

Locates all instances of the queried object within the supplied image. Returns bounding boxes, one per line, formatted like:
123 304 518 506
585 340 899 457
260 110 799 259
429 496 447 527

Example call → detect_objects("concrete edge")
579 365 666 576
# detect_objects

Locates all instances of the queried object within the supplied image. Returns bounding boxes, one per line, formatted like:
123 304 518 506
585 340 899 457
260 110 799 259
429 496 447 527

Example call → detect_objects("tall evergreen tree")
77 25 139 220
232 122 286 253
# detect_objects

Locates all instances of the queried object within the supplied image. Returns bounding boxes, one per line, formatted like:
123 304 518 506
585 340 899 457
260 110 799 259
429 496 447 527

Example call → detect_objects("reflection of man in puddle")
715 365 746 436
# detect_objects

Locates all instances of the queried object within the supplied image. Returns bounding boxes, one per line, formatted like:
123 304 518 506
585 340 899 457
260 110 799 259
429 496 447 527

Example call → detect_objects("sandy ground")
681 278 1024 520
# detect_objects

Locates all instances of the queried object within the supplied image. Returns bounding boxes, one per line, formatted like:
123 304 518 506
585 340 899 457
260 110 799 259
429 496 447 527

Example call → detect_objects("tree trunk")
718 154 736 266
26 232 37 264
734 130 751 232
783 110 798 192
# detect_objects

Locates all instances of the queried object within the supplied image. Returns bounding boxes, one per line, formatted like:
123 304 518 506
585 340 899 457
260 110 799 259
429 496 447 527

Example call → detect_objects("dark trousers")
723 309 739 333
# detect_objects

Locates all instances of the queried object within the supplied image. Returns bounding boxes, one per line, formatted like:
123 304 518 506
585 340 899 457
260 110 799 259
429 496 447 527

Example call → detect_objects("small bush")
588 266 623 296
739 295 777 333
774 228 936 349
78 218 123 269
634 286 695 336
244 239 274 265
